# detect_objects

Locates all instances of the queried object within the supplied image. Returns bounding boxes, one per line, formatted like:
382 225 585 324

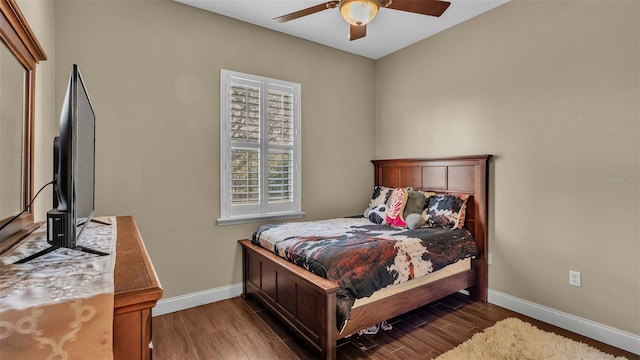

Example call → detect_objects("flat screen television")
16 64 107 263
47 64 96 248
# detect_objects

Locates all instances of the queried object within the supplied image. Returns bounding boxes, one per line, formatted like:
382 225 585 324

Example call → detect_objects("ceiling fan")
273 0 451 41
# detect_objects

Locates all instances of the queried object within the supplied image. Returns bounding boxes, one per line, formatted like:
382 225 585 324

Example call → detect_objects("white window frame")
218 69 303 225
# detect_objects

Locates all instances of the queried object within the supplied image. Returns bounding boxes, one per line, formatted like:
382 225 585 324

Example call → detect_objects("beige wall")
375 0 639 334
52 0 375 298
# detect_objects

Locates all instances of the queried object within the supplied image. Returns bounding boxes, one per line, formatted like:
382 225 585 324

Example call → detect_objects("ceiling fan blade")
273 1 339 23
349 24 367 41
385 0 451 17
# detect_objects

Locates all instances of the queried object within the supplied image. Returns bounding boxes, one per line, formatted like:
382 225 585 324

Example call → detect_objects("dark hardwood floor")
152 293 638 360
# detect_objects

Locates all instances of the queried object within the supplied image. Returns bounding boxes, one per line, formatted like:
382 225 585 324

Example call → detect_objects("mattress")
352 257 471 308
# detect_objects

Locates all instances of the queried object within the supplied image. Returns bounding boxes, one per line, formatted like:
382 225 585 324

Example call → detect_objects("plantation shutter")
265 85 295 211
229 81 261 207
220 70 301 223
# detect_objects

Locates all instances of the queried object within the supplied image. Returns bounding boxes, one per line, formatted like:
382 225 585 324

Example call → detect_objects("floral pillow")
385 188 408 228
422 193 469 229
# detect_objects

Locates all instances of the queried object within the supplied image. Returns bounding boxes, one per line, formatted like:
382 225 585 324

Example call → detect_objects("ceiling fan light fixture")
340 0 379 26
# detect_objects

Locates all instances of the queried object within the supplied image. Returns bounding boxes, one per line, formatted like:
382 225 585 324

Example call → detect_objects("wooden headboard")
371 155 491 301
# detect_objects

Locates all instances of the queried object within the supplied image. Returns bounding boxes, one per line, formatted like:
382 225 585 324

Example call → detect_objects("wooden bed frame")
238 155 491 359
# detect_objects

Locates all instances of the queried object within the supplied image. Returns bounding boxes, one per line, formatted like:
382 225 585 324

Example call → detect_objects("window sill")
216 211 305 226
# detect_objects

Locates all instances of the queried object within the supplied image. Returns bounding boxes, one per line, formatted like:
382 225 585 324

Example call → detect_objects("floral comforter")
251 217 478 332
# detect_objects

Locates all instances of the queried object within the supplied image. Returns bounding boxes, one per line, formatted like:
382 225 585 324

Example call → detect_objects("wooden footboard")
341 269 476 339
240 239 340 359
239 155 490 359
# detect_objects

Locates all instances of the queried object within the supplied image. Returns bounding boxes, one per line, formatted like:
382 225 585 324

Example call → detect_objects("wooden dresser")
0 215 161 359
113 216 163 360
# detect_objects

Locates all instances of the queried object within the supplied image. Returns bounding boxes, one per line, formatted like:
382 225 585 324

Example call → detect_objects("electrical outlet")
569 270 581 287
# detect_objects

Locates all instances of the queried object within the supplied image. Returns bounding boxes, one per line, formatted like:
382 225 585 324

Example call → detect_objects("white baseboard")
489 289 640 355
152 283 243 316
151 285 639 355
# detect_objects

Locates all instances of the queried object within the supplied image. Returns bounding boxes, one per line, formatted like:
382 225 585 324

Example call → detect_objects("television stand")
78 218 112 227
13 216 114 263
13 243 108 264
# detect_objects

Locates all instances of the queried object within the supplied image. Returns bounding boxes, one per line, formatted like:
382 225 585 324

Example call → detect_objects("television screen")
73 66 96 235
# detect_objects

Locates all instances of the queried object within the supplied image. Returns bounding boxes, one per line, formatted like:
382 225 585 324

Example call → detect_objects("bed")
238 155 490 359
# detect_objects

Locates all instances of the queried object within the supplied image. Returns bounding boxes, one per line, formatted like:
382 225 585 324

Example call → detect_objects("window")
218 70 303 225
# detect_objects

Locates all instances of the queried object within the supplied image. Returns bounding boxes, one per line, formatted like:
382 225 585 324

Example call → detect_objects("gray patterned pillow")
403 191 426 218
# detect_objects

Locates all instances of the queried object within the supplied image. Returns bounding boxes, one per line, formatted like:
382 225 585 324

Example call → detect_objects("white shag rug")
434 317 628 360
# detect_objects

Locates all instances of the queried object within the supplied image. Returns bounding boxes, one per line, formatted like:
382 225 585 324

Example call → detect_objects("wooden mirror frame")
0 0 47 247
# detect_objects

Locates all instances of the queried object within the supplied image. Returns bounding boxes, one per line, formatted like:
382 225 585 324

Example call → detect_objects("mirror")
0 40 27 218
0 0 47 247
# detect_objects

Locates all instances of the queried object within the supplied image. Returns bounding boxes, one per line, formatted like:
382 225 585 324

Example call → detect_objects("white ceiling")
176 0 510 59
